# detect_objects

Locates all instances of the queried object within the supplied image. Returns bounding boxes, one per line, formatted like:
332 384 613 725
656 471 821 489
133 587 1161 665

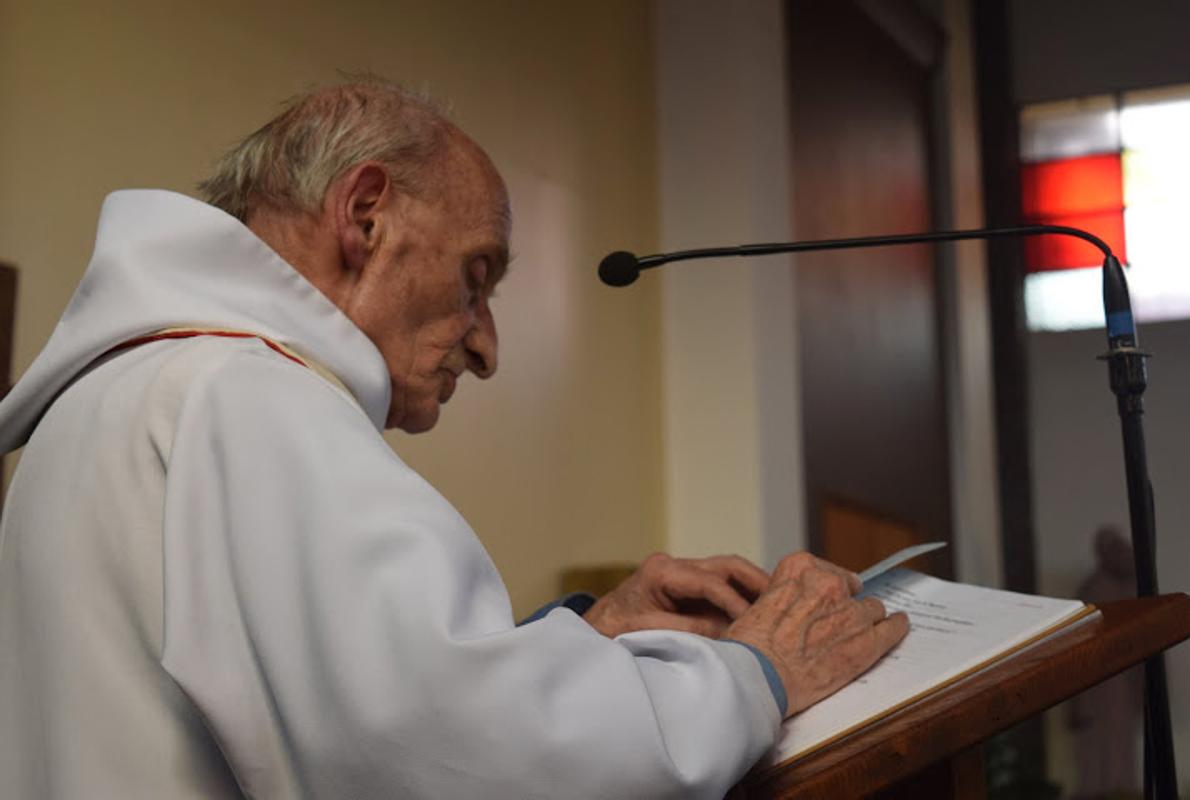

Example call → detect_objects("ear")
332 162 392 272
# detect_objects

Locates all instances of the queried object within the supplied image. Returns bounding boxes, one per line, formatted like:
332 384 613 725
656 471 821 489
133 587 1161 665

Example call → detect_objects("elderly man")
0 81 906 798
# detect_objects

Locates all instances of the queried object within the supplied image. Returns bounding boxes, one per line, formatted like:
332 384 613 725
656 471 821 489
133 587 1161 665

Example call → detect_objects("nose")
465 298 498 379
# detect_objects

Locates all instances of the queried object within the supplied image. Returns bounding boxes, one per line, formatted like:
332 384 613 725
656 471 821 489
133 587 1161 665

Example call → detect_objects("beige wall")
0 0 664 616
653 0 805 567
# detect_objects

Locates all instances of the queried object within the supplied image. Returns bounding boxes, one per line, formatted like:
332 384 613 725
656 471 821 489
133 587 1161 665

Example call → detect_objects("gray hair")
198 78 453 222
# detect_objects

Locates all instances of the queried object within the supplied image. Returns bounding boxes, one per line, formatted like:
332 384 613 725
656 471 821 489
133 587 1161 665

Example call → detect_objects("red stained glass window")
1020 153 1127 271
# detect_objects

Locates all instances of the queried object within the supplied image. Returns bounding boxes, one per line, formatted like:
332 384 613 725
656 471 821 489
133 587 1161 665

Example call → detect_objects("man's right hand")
725 552 909 718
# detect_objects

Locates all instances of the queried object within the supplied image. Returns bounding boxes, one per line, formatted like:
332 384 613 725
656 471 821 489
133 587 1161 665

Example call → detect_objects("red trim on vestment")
103 330 310 369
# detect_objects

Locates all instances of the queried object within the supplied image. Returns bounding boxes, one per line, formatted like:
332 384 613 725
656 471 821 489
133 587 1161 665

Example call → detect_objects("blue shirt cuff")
518 592 598 625
723 638 787 716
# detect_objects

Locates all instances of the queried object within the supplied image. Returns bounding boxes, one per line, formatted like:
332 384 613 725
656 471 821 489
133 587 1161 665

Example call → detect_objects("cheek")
370 324 416 372
383 320 469 380
417 316 473 353
351 287 471 380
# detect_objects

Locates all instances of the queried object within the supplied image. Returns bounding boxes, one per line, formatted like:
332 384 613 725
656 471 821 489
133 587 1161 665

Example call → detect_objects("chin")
389 404 441 434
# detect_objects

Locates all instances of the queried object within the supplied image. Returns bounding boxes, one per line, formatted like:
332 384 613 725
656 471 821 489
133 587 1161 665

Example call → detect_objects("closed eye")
466 258 490 306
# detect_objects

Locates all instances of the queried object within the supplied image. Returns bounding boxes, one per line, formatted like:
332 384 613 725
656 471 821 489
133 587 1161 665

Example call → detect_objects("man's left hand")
583 553 770 639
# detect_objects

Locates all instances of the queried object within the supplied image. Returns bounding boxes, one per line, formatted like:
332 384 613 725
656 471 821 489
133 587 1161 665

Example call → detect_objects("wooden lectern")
731 593 1190 799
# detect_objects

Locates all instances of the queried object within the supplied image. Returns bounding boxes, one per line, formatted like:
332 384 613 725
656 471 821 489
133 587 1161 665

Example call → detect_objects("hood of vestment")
0 189 391 452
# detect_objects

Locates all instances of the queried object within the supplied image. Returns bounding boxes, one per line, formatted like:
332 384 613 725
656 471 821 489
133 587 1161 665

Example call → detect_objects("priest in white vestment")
0 79 906 798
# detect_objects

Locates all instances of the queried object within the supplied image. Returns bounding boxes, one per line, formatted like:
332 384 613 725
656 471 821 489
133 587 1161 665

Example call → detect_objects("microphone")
598 251 642 288
599 224 1176 796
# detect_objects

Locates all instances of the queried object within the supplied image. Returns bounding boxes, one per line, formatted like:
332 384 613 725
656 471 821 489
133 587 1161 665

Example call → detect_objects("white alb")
0 190 779 798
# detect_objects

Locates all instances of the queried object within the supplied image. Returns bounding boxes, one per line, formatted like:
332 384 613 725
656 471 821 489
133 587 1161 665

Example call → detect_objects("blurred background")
1 0 1187 795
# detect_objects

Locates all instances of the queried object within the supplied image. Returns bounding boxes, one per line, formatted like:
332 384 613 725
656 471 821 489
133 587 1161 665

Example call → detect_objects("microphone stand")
600 224 1177 798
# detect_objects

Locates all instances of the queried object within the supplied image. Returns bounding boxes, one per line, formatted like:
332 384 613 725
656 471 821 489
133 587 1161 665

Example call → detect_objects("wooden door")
788 0 953 575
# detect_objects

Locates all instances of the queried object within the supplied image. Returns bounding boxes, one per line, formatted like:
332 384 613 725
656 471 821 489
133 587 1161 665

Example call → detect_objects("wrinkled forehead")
439 131 511 235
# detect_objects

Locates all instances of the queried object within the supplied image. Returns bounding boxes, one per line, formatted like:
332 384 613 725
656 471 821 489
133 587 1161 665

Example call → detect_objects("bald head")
198 78 455 223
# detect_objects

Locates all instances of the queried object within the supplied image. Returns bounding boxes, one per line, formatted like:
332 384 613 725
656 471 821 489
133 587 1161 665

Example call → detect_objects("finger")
845 612 909 672
668 598 733 628
800 568 854 607
698 555 770 600
812 558 862 595
649 611 729 639
773 552 861 595
858 596 887 623
846 570 862 595
771 551 819 584
663 563 754 620
879 611 910 646
835 612 910 676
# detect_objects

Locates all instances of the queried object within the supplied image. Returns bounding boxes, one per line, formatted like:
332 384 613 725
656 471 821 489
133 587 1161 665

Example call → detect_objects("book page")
764 568 1086 767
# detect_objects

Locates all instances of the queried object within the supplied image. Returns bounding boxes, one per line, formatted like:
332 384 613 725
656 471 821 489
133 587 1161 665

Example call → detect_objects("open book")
761 562 1099 770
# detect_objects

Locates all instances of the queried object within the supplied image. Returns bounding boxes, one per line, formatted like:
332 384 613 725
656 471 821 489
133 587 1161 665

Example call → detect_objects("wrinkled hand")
725 552 908 719
583 553 770 639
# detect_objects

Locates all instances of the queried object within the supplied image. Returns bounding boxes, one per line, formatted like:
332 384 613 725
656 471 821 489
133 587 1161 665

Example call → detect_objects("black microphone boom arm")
598 224 1112 287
